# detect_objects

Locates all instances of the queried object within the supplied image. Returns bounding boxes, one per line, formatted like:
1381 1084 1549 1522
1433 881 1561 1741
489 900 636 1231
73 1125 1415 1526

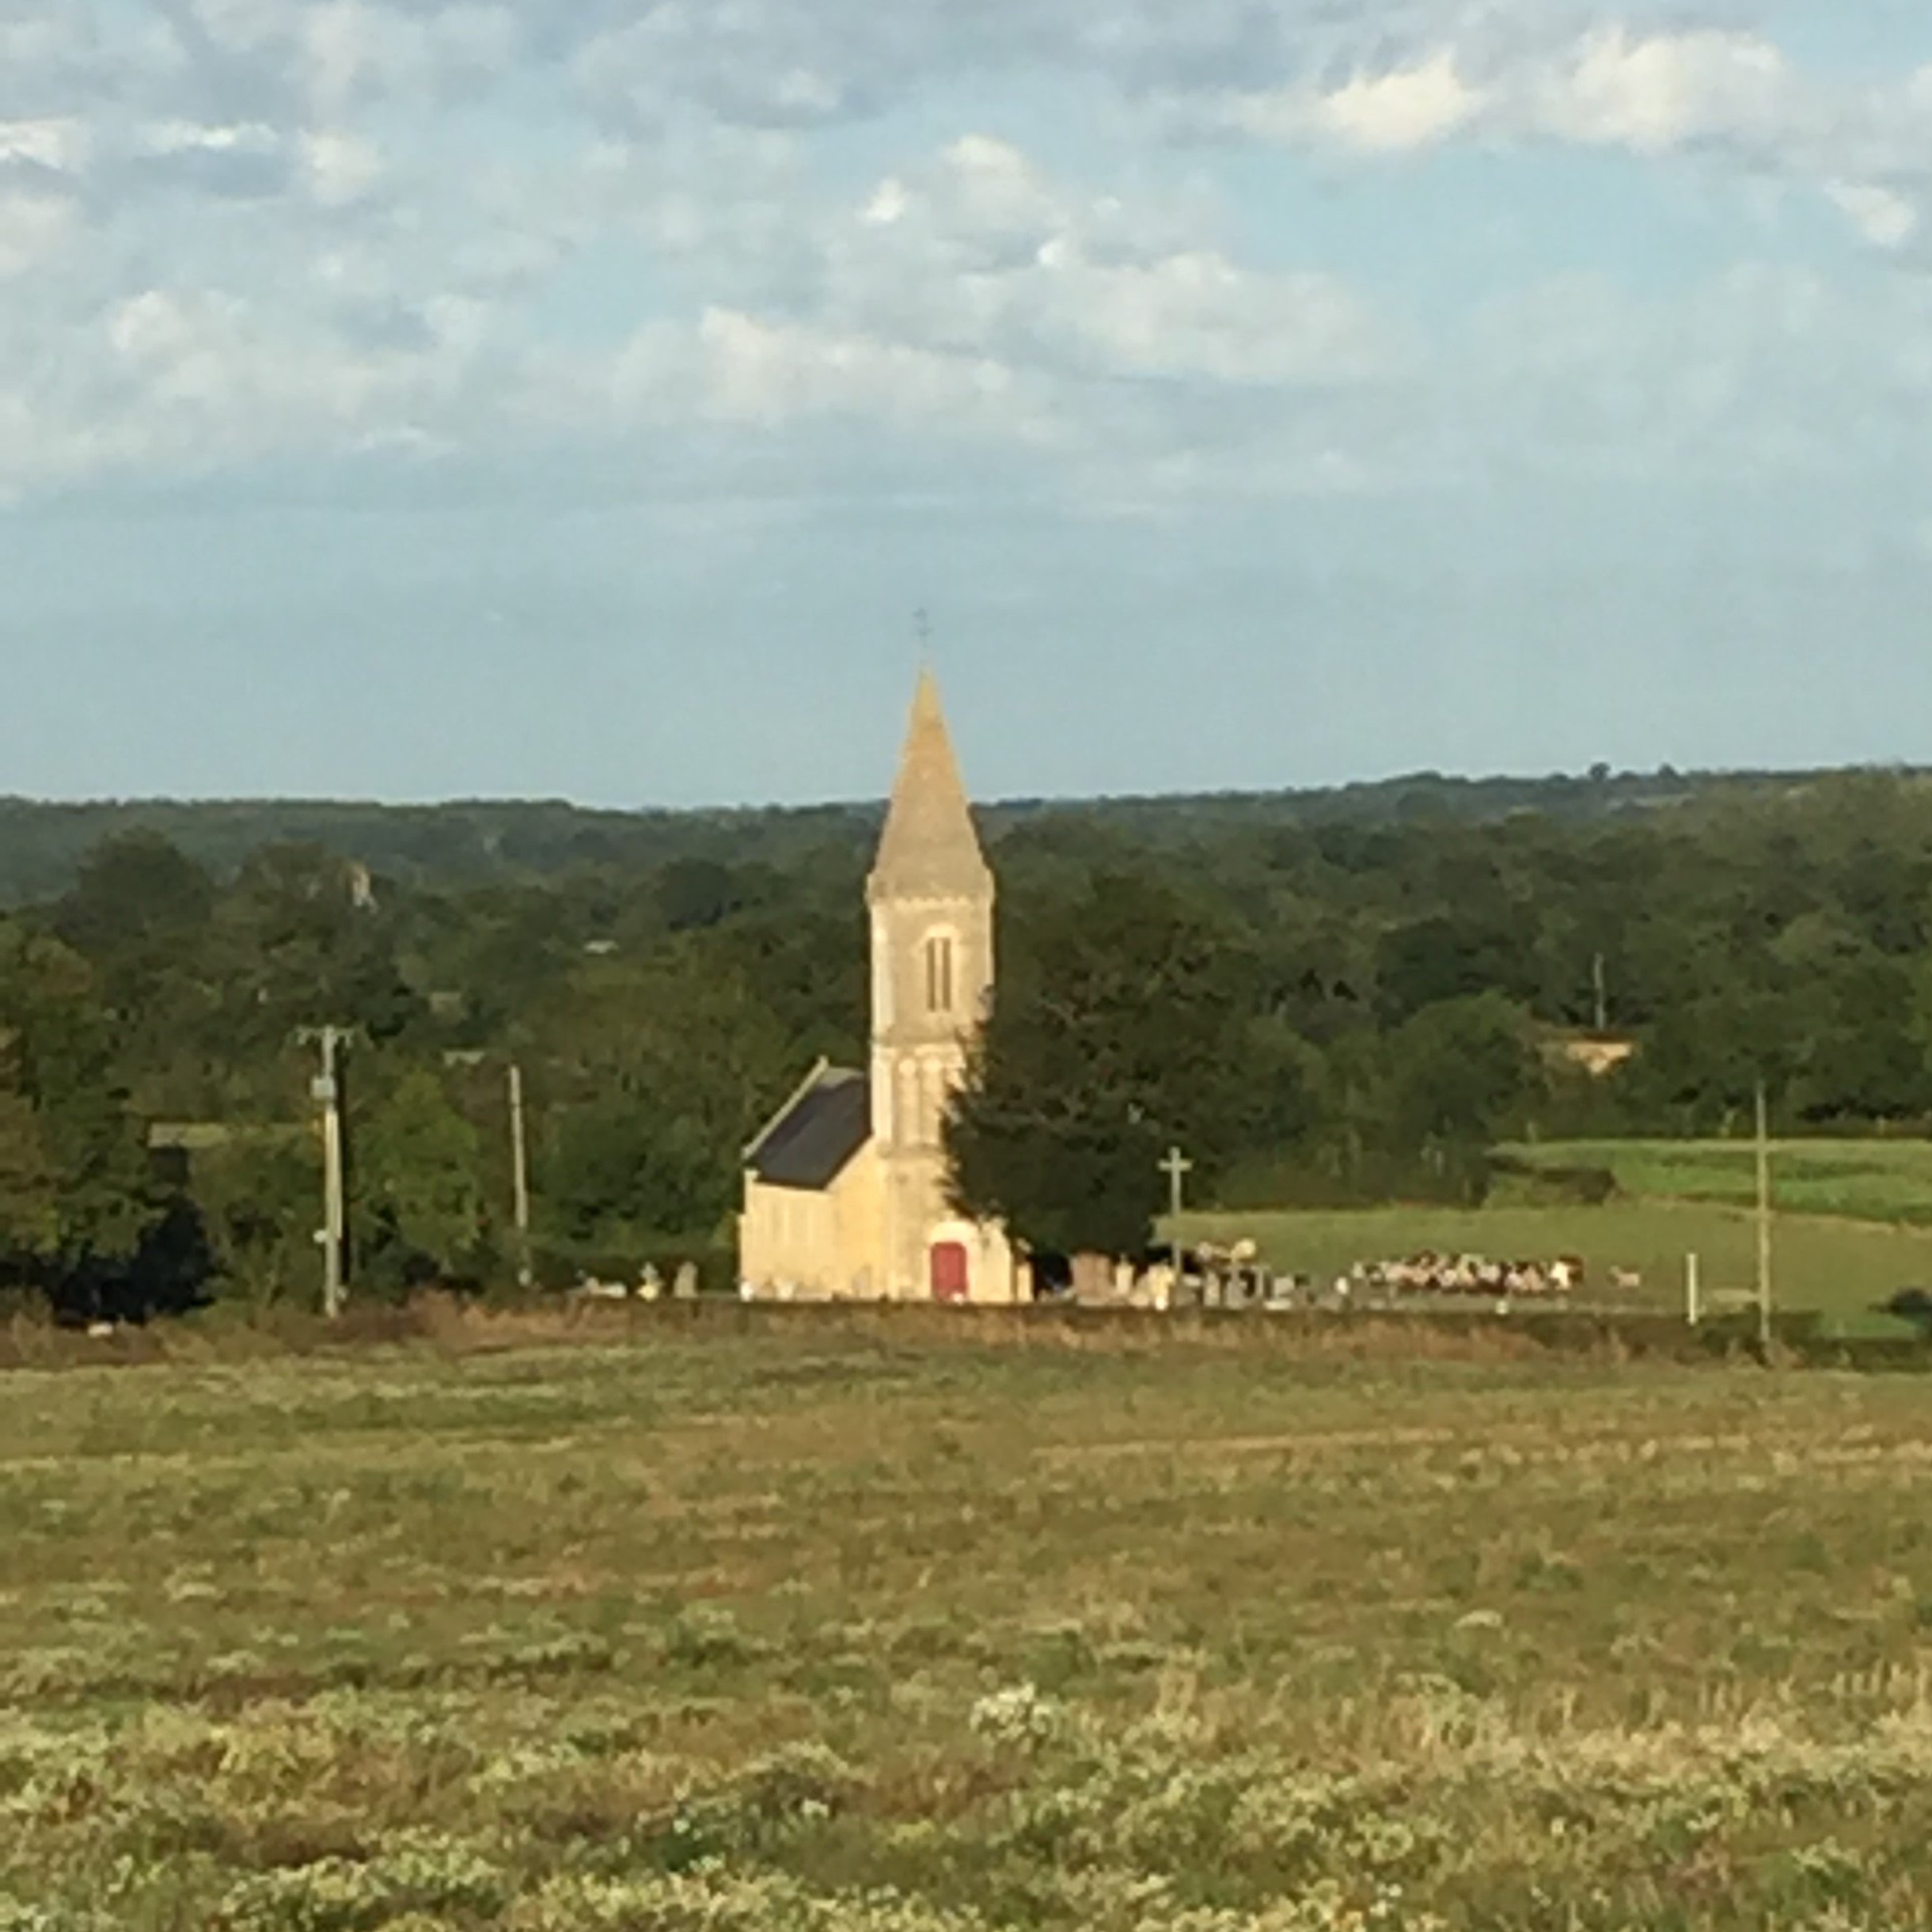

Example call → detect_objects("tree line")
0 764 1872 909
6 769 1932 1317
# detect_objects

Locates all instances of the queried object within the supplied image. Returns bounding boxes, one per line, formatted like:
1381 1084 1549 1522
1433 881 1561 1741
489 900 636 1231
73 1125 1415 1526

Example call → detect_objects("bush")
1881 1286 1932 1335
1216 1145 1496 1212
1486 1153 1619 1207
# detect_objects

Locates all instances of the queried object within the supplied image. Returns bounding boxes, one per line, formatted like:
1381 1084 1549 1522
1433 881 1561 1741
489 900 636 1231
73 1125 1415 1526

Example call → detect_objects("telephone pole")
305 1026 348 1320
508 1061 533 1290
1755 1080 1774 1356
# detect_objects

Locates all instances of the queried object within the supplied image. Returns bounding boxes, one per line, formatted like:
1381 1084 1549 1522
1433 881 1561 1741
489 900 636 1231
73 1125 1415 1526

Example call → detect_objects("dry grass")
3 1323 1932 1927
0 1296 1640 1376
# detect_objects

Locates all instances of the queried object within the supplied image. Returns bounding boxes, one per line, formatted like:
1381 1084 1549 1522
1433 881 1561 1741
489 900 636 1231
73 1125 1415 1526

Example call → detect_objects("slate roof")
745 1062 872 1191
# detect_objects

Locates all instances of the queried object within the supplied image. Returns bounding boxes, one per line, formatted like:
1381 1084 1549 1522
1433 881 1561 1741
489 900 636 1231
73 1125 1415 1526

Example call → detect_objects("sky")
3 1 1932 809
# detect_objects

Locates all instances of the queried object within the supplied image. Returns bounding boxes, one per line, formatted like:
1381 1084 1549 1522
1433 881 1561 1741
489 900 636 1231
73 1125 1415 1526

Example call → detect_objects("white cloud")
575 8 854 131
1319 51 1487 154
939 133 1065 243
1039 245 1390 385
0 190 75 276
1192 23 1804 165
585 133 1397 444
0 120 91 173
695 306 1028 430
1534 27 1793 156
1463 260 1932 486
302 129 385 207
145 120 279 157
185 0 283 56
1160 14 1932 288
861 177 910 226
21 273 518 493
805 136 1399 391
1211 47 1488 158
301 1 519 115
0 0 1928 518
1826 180 1918 251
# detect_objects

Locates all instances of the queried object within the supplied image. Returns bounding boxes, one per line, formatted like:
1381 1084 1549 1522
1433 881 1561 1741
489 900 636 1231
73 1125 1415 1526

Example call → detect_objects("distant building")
1548 1034 1639 1079
738 672 1026 1304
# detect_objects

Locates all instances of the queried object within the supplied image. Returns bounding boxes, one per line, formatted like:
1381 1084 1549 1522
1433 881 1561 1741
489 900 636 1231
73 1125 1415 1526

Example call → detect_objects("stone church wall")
739 1143 885 1300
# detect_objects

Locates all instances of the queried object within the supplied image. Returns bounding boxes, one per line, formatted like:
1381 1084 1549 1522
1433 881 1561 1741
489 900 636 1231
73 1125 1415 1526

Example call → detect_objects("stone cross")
1160 1145 1194 1291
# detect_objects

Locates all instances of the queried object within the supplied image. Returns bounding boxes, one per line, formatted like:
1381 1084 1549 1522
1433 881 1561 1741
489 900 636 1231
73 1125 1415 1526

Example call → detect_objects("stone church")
737 672 1027 1304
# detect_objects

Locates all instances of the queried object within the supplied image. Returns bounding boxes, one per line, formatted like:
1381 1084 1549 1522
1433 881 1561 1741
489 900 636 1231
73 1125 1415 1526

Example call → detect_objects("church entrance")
929 1241 970 1303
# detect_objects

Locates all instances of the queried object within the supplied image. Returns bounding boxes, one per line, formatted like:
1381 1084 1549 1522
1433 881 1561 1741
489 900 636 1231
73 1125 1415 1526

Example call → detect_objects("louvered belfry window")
924 933 955 1015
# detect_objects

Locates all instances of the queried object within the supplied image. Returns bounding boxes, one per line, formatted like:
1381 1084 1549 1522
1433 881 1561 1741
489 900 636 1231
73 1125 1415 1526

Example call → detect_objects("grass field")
1175 1199 1932 1334
1180 1139 1932 1337
1506 1139 1932 1228
6 1315 1932 1928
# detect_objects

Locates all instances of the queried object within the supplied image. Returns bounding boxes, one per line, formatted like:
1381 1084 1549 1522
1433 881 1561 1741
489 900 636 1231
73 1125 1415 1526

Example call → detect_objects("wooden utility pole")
1160 1144 1194 1289
307 1026 347 1320
508 1061 533 1290
1755 1080 1774 1355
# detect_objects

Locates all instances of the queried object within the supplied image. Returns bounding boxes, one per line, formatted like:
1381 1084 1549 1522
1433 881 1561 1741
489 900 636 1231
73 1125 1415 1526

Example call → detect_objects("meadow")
1183 1140 1932 1337
1179 1199 1932 1334
1506 1140 1932 1229
5 1312 1932 1929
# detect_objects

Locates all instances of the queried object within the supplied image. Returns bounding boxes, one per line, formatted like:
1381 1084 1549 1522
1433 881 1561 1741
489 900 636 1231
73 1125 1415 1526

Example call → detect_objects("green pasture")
1505 1137 1932 1227
1176 1199 1932 1334
6 1321 1932 1929
1181 1137 1932 1336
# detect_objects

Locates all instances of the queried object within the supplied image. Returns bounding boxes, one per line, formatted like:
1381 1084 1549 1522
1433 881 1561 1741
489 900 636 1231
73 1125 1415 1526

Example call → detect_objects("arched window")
924 932 955 1014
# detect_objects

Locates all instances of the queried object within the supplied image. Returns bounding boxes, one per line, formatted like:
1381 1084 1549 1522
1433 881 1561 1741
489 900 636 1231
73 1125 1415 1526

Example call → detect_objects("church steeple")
865 666 996 1298
868 669 992 902
738 660 1021 1309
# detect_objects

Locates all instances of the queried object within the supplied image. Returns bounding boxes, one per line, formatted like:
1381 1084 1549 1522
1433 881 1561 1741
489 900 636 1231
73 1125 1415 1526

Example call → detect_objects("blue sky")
2 1 1931 808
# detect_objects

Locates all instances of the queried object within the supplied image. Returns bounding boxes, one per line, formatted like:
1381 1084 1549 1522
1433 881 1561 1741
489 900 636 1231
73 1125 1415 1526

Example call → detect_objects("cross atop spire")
869 668 992 901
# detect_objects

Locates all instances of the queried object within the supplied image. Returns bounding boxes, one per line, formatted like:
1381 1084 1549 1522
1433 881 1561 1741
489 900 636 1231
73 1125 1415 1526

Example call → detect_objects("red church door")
930 1242 970 1303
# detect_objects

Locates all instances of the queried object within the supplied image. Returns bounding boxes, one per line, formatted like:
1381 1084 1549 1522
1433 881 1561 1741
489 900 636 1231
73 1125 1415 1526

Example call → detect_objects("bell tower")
867 669 996 1300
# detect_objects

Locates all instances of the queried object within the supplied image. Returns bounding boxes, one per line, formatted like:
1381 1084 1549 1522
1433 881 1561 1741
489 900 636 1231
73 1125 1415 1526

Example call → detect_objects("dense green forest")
6 765 1932 1320
0 764 1883 906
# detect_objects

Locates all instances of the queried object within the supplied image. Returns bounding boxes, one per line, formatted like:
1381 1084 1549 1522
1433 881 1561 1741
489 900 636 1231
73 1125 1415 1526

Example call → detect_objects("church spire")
869 668 991 901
